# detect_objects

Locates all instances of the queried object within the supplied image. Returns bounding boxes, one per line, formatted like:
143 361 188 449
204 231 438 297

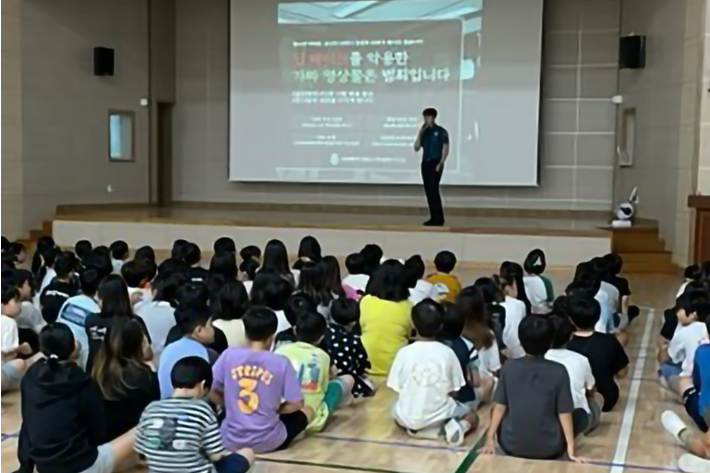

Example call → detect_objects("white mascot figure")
611 187 638 228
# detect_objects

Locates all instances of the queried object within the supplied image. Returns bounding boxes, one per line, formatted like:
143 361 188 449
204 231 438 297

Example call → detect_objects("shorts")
276 411 309 451
1 361 23 392
79 444 115 473
214 452 251 473
659 360 683 379
683 387 710 433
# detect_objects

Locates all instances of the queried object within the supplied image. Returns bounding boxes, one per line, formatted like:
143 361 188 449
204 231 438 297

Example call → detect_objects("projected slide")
229 0 544 186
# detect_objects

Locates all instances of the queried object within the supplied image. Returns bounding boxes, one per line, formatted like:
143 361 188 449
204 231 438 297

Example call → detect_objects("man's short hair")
423 107 438 118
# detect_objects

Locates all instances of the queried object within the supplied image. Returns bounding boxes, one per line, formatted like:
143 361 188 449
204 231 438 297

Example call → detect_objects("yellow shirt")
360 295 413 375
426 273 462 301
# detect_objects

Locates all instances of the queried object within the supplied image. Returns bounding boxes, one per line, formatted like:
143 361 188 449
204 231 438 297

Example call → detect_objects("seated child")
546 315 601 435
275 293 316 349
496 271 528 360
2 285 34 392
16 323 136 473
324 298 374 398
121 259 153 305
602 253 640 324
39 251 78 323
109 240 129 274
158 307 216 398
482 315 579 461
136 356 254 473
405 255 437 306
388 299 479 446
342 252 370 295
426 251 462 301
660 279 706 347
276 310 355 432
438 301 493 408
566 297 629 411
523 249 554 314
214 236 237 255
659 291 710 396
210 306 314 453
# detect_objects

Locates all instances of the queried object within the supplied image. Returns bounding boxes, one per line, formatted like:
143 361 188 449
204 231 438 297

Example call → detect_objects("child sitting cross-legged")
388 299 479 446
276 309 356 432
482 315 580 461
210 306 315 453
323 298 374 398
136 356 255 473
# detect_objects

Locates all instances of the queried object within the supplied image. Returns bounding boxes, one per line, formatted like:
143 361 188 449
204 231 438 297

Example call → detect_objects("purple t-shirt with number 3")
212 347 303 453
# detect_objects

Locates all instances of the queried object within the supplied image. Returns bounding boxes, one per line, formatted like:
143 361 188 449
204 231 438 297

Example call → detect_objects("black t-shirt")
606 276 631 297
84 314 152 374
101 365 160 442
566 332 629 411
40 280 79 323
438 337 476 403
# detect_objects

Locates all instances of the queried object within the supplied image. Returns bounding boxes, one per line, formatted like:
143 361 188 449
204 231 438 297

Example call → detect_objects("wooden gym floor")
1 268 691 473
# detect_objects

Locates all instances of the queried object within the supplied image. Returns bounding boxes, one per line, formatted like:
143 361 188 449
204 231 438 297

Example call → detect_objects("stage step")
609 224 678 274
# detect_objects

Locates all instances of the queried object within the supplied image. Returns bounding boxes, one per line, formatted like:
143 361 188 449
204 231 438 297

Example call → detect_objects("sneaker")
445 419 470 446
406 426 440 440
678 453 710 473
661 411 688 445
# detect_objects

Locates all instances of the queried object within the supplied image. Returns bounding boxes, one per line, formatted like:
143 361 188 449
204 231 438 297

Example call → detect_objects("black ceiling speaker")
619 35 646 70
94 47 115 76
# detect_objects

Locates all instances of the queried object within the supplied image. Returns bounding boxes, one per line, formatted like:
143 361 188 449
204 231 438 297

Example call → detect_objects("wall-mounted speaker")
619 35 646 70
94 47 115 76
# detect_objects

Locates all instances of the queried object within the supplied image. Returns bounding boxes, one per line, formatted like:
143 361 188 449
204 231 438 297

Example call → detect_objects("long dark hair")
92 318 149 400
98 275 133 318
456 286 494 349
209 252 238 281
294 236 322 270
37 323 76 382
323 255 345 297
365 260 410 302
298 261 333 306
261 240 292 278
500 261 532 315
32 236 56 276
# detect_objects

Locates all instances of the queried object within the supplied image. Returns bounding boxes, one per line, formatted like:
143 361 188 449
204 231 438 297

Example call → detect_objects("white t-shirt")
409 280 436 306
501 296 527 359
1 315 20 361
676 281 690 299
463 335 501 377
212 319 247 348
524 275 551 315
111 259 125 274
134 300 176 362
128 287 153 306
545 348 596 413
600 281 620 314
275 310 291 335
16 301 45 333
594 290 613 334
669 322 710 376
343 274 370 294
387 340 465 431
243 280 254 297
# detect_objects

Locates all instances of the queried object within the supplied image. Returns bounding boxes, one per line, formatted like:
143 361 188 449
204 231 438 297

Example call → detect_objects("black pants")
421 160 444 223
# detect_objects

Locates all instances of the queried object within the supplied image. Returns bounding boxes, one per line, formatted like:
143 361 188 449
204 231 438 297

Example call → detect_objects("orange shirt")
426 272 462 301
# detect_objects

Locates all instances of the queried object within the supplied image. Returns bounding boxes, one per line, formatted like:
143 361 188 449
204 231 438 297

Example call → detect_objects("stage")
49 203 629 267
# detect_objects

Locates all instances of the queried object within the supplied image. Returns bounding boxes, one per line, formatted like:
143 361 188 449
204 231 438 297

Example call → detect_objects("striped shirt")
135 397 225 473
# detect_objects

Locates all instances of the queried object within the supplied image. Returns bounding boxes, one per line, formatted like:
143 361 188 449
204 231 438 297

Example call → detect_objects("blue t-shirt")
693 343 710 421
158 337 210 398
421 125 449 162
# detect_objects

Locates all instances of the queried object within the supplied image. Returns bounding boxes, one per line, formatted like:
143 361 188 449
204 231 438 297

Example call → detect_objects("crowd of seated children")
1 230 677 469
660 264 710 472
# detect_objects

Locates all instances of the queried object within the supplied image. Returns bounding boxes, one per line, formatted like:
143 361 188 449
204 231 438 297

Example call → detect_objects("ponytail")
37 323 75 382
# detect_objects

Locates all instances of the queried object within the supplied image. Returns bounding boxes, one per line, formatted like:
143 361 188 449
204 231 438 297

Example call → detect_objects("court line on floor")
257 457 424 473
609 309 656 473
314 433 470 452
589 460 679 473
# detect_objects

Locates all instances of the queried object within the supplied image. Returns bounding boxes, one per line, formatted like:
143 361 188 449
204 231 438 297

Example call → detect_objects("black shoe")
423 220 445 227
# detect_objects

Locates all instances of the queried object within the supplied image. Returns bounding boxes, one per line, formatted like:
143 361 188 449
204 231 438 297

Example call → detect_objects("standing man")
414 108 449 227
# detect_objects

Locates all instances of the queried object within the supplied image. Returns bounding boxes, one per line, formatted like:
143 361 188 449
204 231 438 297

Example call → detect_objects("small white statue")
612 187 638 228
